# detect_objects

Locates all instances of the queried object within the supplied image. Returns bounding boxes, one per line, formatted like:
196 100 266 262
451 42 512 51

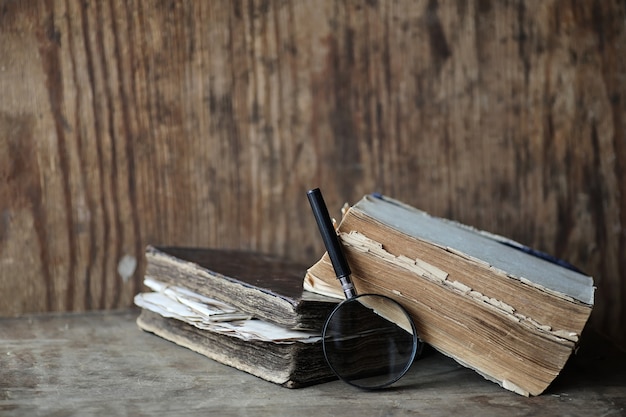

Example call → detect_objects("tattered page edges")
135 278 321 344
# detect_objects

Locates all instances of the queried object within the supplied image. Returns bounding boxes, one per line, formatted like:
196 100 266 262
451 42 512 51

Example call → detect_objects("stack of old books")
135 193 594 396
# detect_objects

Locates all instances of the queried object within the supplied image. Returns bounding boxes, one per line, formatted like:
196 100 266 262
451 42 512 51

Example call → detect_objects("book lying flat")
145 246 338 330
305 194 595 396
135 278 335 388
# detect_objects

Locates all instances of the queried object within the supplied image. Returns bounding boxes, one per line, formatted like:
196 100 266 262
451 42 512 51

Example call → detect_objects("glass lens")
322 294 417 389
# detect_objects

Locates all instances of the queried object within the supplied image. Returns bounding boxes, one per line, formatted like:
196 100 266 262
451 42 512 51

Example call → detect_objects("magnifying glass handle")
307 188 356 299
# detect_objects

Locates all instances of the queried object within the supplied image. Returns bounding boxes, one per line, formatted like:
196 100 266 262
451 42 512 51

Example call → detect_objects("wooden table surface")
1 310 624 417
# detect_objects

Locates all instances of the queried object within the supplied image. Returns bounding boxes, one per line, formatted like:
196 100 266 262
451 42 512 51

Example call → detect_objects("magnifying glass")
307 188 420 389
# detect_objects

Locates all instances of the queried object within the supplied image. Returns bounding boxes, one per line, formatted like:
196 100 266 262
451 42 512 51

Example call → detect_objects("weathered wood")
0 311 624 416
0 0 624 349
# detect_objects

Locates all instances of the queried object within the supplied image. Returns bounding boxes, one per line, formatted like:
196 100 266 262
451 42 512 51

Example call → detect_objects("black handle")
307 188 352 280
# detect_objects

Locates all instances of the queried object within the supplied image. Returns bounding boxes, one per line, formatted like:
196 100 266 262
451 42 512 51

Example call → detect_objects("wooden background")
0 0 624 349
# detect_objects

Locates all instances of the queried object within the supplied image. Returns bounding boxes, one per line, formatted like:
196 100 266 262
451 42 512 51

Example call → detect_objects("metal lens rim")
321 293 418 389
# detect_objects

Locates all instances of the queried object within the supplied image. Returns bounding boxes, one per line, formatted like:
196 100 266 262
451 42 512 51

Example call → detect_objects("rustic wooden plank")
0 311 624 416
0 0 624 350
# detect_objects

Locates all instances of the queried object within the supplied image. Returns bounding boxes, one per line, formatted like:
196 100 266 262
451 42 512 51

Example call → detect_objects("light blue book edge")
353 193 595 306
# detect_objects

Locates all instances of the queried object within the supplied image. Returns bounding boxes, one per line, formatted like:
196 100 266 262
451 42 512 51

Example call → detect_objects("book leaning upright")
305 194 594 396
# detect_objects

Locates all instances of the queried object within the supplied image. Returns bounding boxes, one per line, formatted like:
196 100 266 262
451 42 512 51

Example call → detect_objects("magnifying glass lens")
322 294 417 389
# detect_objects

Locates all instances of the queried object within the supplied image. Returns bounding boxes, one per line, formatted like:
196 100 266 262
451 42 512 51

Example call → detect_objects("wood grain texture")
0 0 624 349
1 311 625 415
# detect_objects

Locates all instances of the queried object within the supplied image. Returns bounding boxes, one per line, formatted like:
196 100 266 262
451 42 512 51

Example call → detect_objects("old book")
145 246 337 330
135 278 334 388
305 194 595 396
